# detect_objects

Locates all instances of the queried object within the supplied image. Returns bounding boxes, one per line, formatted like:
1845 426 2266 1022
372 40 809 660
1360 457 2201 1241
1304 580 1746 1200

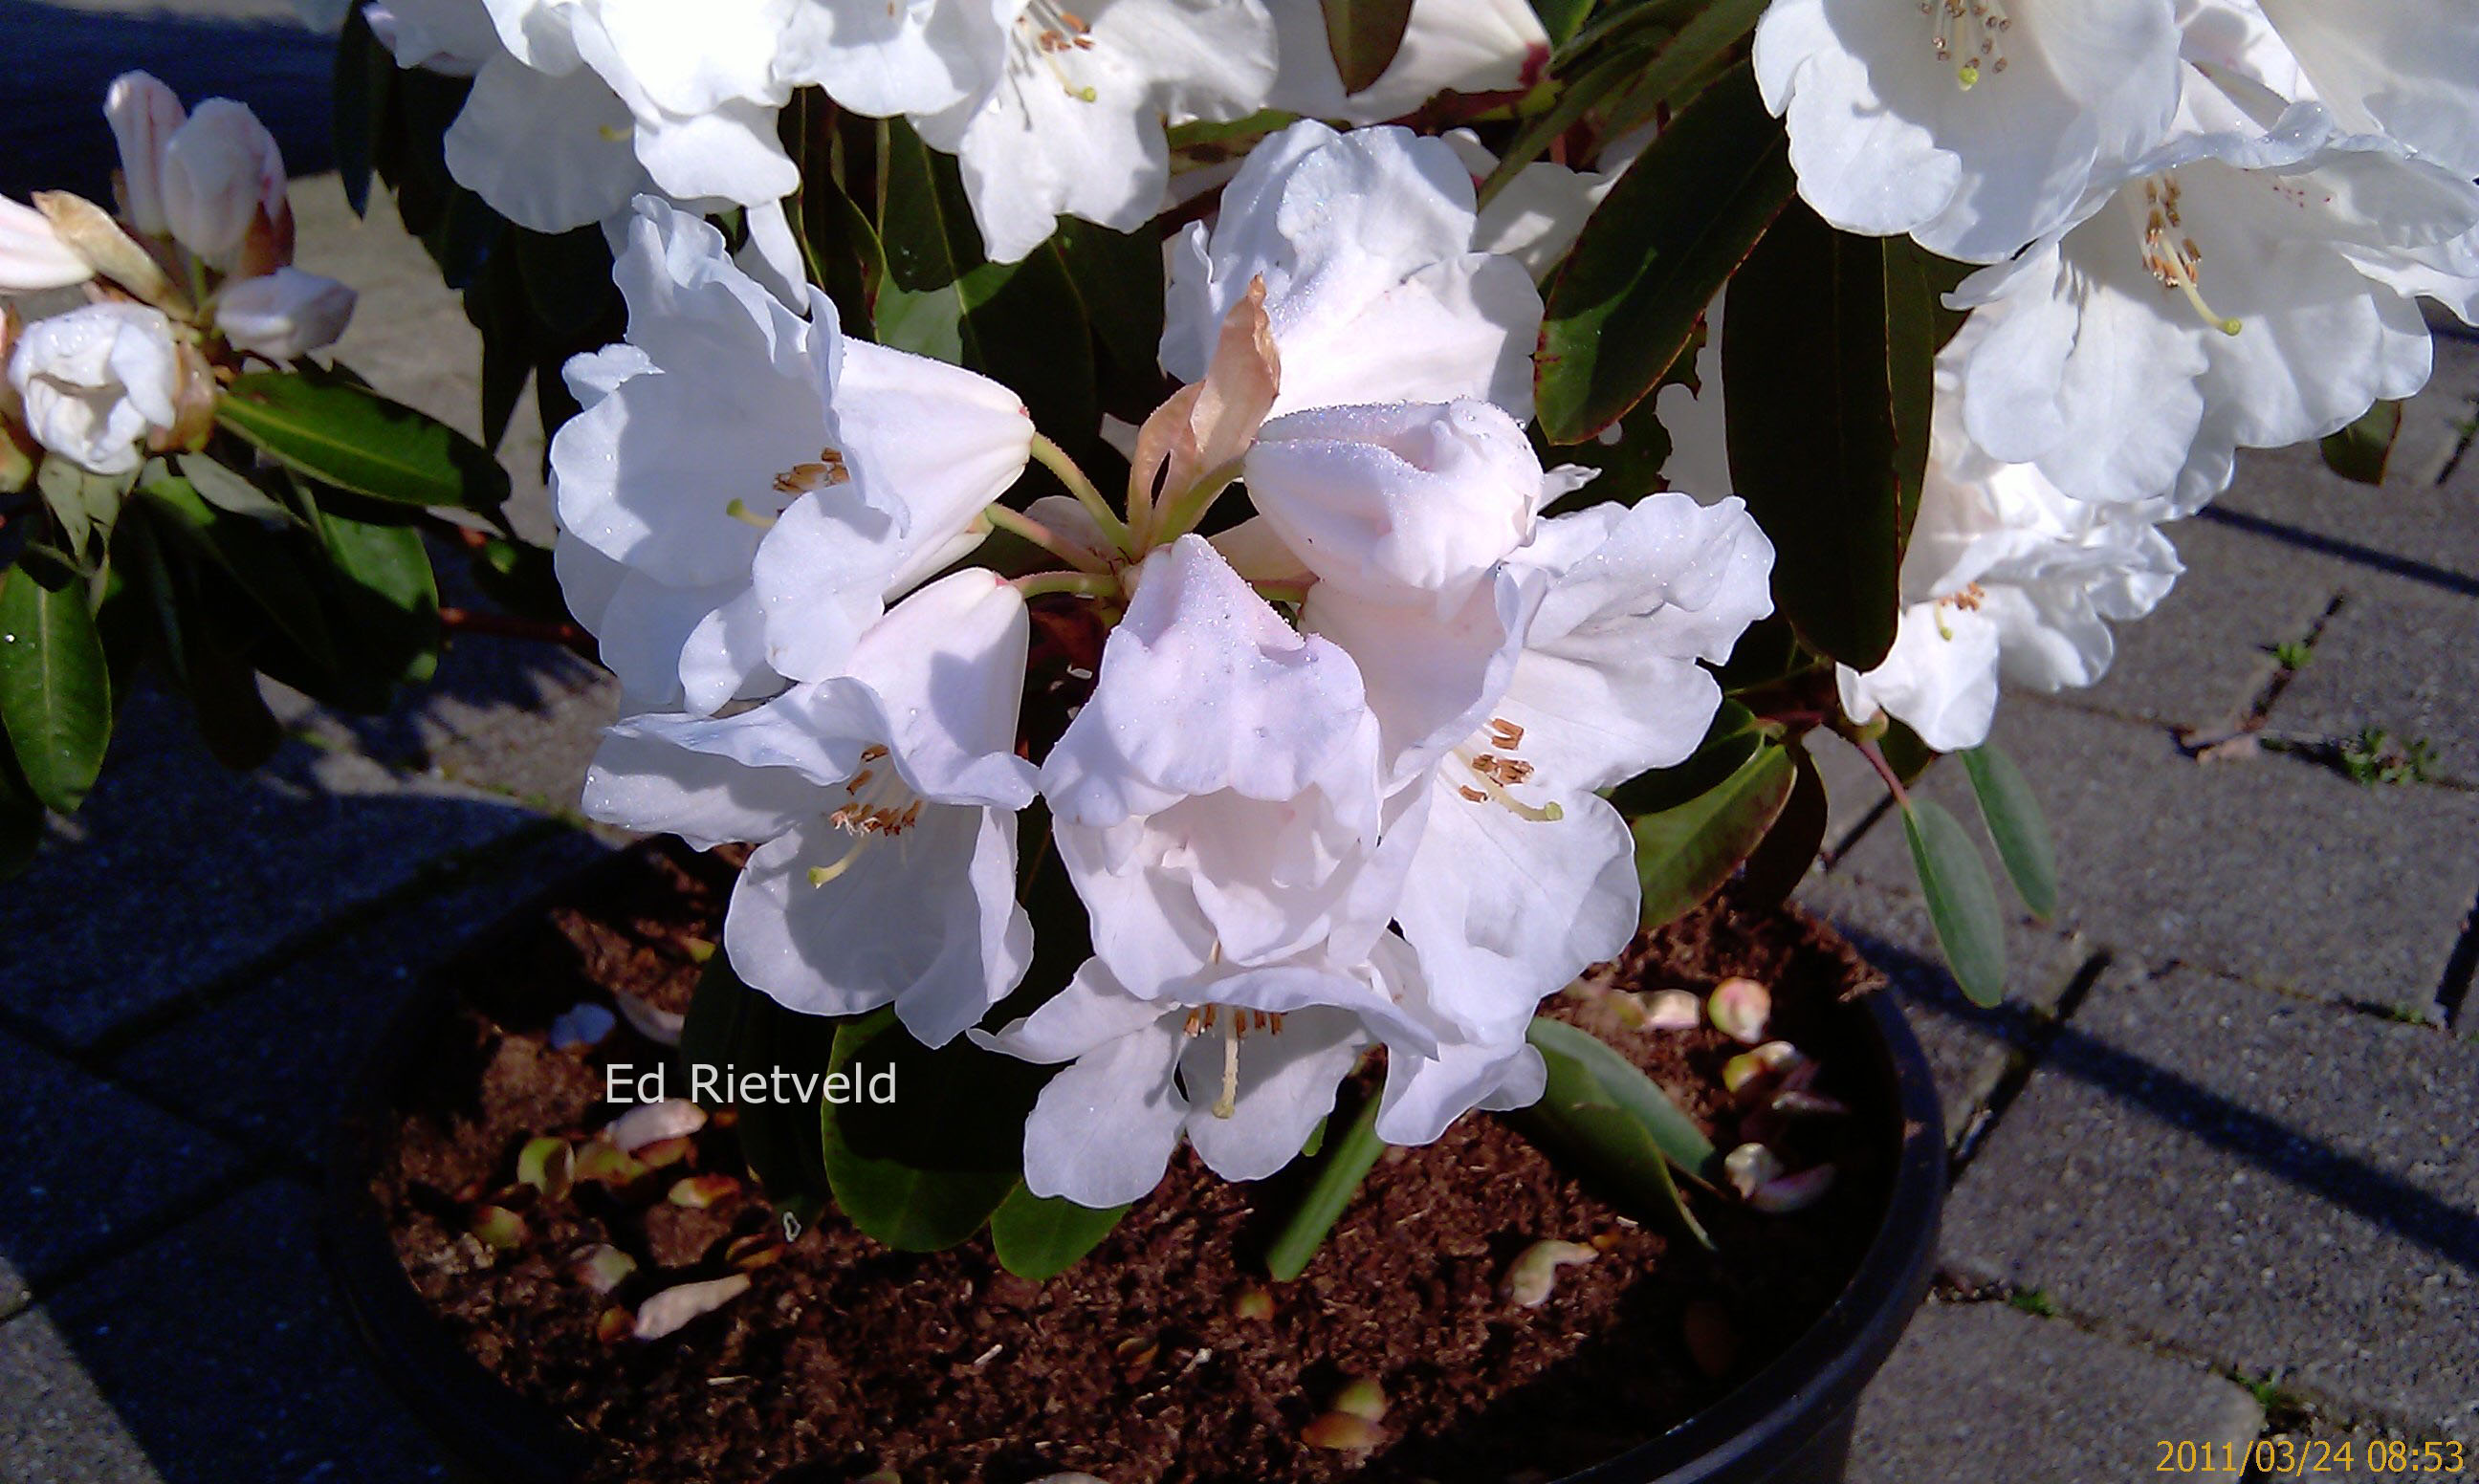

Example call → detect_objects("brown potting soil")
373 843 1893 1484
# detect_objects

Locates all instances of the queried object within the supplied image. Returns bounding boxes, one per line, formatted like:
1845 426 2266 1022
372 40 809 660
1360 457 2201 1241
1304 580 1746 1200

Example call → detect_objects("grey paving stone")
0 1308 160 1484
112 827 611 1167
1942 967 2479 1431
0 1031 239 1300
2070 513 2349 733
1794 872 2093 1144
2264 584 2479 787
1840 697 2479 1010
0 683 545 1047
1849 1299 2261 1484
39 1180 447 1484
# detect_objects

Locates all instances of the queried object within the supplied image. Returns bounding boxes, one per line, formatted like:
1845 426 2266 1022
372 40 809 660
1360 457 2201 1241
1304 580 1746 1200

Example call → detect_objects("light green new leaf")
1961 744 2058 921
1519 1017 1715 1247
1902 797 2007 1007
1263 1091 1386 1281
0 561 112 815
216 370 512 512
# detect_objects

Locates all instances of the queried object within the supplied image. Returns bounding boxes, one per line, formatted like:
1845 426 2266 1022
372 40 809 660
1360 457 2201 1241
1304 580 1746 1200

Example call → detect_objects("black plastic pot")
323 883 1943 1484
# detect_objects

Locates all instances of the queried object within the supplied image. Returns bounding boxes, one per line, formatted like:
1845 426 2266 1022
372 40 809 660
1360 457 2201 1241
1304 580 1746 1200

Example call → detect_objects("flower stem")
981 503 1111 575
1013 570 1121 601
1147 458 1244 548
1029 433 1130 555
1855 736 1912 810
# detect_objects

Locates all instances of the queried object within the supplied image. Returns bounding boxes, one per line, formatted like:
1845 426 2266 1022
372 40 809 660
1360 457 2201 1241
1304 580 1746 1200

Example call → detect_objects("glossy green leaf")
1263 1089 1386 1281
1530 0 1598 47
1723 204 1937 670
1733 745 1829 911
310 499 439 693
1629 737 1795 930
0 559 111 815
677 953 837 1231
820 1009 1047 1252
216 370 512 513
1319 0 1416 93
139 477 339 671
990 1185 1129 1281
1536 63 1792 444
1517 1017 1715 1247
1962 744 2058 921
176 454 298 526
1902 797 2007 1007
2319 399 2402 486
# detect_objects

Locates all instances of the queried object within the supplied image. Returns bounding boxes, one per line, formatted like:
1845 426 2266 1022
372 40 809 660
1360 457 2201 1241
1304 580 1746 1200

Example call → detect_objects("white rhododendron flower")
979 946 1439 1207
1266 0 1548 124
1241 399 1543 615
215 266 359 360
1386 496 1775 1035
7 302 182 476
158 98 291 273
0 195 93 292
912 0 1279 264
582 570 1038 1046
1840 338 2184 752
1951 76 2479 511
1162 120 1541 419
2180 0 2479 177
1040 535 1394 996
1442 129 1618 282
1752 0 2184 261
1654 291 1731 502
103 72 186 238
551 199 1028 712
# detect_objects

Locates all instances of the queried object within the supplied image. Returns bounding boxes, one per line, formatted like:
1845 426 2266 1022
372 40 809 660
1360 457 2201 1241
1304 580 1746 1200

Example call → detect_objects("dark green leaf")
990 1185 1129 1281
1263 1089 1385 1281
1319 0 1417 94
139 477 338 671
310 497 440 692
1902 797 2007 1007
0 745 41 878
217 370 512 513
820 1009 1047 1251
464 248 533 453
1628 737 1795 930
1517 1017 1716 1246
2319 400 2402 486
678 953 837 1228
1530 0 1598 47
176 591 284 770
513 225 624 341
176 454 299 526
0 558 111 814
1606 699 1761 817
1733 744 1829 911
332 0 389 216
1537 63 1792 443
1722 203 1937 668
36 460 133 560
1961 744 2057 921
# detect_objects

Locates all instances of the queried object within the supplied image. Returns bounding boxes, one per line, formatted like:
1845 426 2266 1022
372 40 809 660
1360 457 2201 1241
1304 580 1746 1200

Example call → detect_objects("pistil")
2136 178 2243 337
1921 0 2011 90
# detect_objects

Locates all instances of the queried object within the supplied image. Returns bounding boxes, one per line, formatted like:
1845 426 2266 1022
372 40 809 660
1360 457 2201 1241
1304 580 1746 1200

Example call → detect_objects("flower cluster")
1730 0 2479 750
365 0 1548 270
0 76 357 476
561 123 1774 1206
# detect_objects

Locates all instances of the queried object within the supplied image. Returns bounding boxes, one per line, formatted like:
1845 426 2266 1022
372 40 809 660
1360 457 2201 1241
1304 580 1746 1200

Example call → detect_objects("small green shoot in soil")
2271 639 2313 671
2340 729 2436 787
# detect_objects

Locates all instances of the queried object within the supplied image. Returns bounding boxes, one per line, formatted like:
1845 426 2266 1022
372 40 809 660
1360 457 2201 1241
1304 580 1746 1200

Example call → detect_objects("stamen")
1920 0 2010 91
1452 739 1565 822
806 836 869 888
1018 0 1102 101
1212 1016 1241 1120
772 447 849 495
2136 178 2243 337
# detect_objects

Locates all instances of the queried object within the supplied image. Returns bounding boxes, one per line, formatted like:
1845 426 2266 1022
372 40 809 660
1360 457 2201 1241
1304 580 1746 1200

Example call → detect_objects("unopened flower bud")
216 268 356 360
104 71 186 237
7 302 181 476
161 98 287 271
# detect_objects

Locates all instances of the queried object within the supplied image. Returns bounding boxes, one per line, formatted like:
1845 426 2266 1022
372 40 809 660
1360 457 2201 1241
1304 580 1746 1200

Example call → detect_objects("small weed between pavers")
2007 1288 2059 1319
2235 1373 2314 1432
2340 728 2438 787
2375 1001 2433 1026
2271 639 2314 672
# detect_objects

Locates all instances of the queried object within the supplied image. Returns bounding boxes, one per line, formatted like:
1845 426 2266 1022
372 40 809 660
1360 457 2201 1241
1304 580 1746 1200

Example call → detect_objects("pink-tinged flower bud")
161 98 288 271
104 71 186 237
216 268 357 360
0 195 94 293
7 303 181 476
